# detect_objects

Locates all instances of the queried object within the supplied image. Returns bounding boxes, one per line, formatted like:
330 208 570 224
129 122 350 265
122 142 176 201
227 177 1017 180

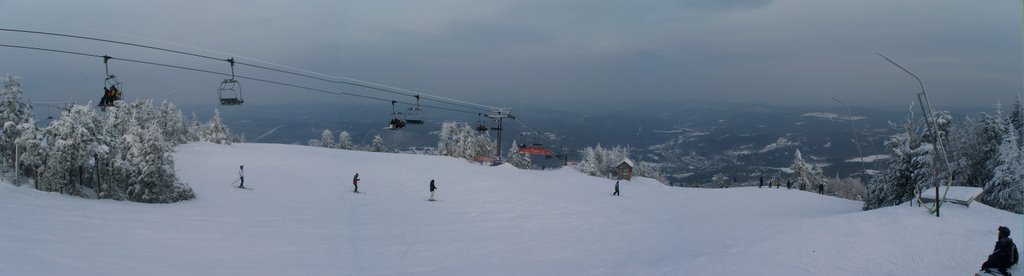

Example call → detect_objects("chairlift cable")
0 43 480 114
0 28 493 112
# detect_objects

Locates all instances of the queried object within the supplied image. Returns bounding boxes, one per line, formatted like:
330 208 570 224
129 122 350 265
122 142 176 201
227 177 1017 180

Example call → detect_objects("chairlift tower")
484 108 512 161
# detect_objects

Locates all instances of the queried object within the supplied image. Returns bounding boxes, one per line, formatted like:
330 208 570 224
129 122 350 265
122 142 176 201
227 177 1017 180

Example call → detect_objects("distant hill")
174 101 990 186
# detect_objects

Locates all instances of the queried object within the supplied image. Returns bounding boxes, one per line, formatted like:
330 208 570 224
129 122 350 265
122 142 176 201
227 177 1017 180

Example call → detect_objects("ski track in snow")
0 142 1020 275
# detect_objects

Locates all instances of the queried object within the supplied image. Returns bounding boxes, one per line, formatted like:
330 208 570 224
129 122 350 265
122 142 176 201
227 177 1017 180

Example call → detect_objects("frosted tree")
980 122 1023 213
204 109 230 144
436 121 493 159
320 129 335 148
125 123 195 203
712 173 729 188
578 146 599 176
909 141 942 194
337 131 354 150
0 75 34 166
38 105 104 196
633 161 665 181
437 121 458 156
864 116 918 210
1011 95 1023 145
591 144 606 176
13 119 45 180
187 112 202 142
971 106 1007 186
468 130 494 159
158 100 188 145
506 139 531 169
790 149 811 190
947 116 986 187
371 134 387 152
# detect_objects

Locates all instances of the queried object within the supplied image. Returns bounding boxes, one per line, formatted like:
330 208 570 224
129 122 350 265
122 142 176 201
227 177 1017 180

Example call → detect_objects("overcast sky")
0 0 1021 111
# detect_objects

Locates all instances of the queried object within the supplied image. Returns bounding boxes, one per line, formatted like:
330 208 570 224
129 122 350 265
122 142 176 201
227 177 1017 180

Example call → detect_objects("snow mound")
0 142 1019 275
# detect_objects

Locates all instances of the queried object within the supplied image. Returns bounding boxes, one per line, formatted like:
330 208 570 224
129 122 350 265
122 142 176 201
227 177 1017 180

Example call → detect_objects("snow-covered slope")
0 143 1020 275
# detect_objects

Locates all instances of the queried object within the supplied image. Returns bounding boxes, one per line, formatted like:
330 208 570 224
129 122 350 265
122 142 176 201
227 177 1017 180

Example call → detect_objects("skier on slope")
353 173 360 193
429 179 437 201
759 175 764 188
238 165 245 188
979 226 1018 276
612 180 620 196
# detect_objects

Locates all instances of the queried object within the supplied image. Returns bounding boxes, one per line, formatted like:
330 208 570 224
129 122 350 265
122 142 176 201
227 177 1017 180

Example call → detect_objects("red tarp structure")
517 147 554 157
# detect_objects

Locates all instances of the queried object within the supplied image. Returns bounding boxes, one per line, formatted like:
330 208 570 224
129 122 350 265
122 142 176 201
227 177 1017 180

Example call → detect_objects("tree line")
865 100 1024 213
0 75 233 203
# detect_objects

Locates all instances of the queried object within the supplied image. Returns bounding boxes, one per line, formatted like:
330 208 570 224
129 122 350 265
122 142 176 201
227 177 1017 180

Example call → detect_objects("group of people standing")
758 175 825 194
353 173 438 201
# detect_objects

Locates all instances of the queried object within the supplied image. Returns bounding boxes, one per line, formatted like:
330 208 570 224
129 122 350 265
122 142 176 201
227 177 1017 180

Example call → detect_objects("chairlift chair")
405 95 424 125
218 58 244 105
387 100 406 130
476 113 488 133
98 56 123 108
218 79 243 105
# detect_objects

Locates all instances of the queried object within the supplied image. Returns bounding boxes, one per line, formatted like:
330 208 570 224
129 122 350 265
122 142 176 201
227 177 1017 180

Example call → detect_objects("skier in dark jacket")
238 165 245 188
429 179 437 201
353 173 360 193
980 226 1019 275
613 180 620 196
759 176 764 188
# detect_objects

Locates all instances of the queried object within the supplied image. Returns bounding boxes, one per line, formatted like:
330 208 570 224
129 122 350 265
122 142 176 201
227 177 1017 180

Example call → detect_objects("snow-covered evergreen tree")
204 109 230 144
158 100 188 145
790 149 811 190
437 121 458 156
38 105 104 196
436 121 493 160
712 173 729 188
371 135 387 152
1011 95 1023 145
980 122 1024 213
0 75 34 166
506 139 532 169
864 117 918 210
578 146 599 176
125 123 195 203
13 119 45 180
320 129 335 148
337 131 354 150
187 112 202 142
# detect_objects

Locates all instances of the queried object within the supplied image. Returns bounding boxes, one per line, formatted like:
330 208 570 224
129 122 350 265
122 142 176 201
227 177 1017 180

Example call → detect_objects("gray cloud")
0 0 1019 111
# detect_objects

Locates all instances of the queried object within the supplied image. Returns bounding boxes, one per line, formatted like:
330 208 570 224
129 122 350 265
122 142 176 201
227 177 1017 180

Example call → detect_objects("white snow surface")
920 186 985 202
1 142 1021 275
801 112 866 121
846 154 891 163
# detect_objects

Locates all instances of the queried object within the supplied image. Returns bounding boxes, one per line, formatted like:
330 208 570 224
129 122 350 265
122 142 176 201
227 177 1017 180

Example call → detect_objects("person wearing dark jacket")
980 226 1019 275
759 176 764 188
353 173 360 193
238 165 245 188
429 179 437 201
613 181 620 196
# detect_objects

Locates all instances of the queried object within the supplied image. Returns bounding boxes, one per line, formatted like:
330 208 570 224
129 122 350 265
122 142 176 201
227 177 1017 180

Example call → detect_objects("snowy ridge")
0 142 1020 275
845 154 891 163
801 112 866 121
